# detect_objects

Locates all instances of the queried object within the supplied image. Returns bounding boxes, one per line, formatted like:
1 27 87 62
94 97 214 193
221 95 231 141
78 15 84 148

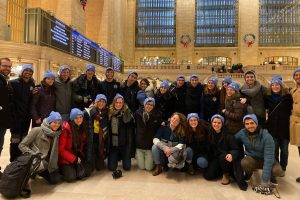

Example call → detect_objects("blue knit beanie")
95 94 107 103
211 114 224 124
190 74 199 80
144 97 155 107
176 75 185 81
160 80 170 89
47 111 62 124
70 108 83 121
227 82 240 93
243 114 258 125
208 77 218 86
21 64 34 74
293 68 300 79
114 93 124 100
128 71 138 77
58 65 70 75
44 70 55 79
271 77 282 86
85 64 95 73
105 67 114 73
187 113 199 121
222 77 232 85
273 75 282 81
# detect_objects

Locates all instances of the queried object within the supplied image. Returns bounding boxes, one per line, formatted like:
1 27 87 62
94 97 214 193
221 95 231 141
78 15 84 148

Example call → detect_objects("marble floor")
0 131 299 200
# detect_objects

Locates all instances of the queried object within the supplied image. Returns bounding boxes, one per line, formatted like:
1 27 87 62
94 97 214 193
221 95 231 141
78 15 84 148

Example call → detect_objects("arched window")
260 0 300 46
135 0 176 47
195 0 238 47
264 56 298 66
198 56 232 66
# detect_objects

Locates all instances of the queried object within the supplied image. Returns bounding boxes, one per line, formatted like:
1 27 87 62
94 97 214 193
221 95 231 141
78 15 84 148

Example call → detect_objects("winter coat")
235 127 275 182
99 79 120 105
290 87 300 146
134 107 162 150
219 87 226 111
264 90 293 140
0 73 13 128
119 80 140 112
9 77 35 133
203 87 220 121
55 77 72 117
71 74 100 110
155 91 173 121
185 82 204 118
30 83 55 127
58 120 93 165
19 119 61 172
169 82 186 115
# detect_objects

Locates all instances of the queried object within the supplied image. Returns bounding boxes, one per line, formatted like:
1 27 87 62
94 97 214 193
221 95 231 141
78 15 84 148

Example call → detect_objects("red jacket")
59 121 76 165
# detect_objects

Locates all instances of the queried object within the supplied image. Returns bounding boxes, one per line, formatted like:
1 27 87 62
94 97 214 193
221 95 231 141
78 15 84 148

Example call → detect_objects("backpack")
0 154 41 198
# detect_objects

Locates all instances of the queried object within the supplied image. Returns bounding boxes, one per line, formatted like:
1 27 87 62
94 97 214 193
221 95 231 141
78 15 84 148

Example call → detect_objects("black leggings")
204 154 232 180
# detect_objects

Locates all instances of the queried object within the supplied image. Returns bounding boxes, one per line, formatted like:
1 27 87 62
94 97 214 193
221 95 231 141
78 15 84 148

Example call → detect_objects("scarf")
111 110 120 147
240 81 262 98
41 119 61 173
271 92 282 102
142 111 150 124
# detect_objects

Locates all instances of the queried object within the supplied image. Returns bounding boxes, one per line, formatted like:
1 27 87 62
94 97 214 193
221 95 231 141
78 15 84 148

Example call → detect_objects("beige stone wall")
0 0 8 40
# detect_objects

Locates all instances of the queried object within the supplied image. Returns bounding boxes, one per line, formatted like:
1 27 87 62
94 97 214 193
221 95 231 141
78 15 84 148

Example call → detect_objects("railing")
125 65 180 70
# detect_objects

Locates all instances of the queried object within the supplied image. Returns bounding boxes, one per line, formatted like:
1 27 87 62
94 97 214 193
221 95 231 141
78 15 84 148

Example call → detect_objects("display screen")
99 47 112 68
50 18 71 52
112 56 123 72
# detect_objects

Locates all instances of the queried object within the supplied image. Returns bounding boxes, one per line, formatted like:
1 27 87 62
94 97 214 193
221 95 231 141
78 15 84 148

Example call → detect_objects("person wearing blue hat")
30 70 56 127
99 67 120 105
186 74 204 118
169 75 187 115
235 114 283 188
107 93 134 171
72 64 101 110
203 77 220 122
87 94 109 171
134 97 162 171
58 108 94 182
220 77 232 110
8 63 36 161
119 71 139 112
55 65 72 121
155 80 173 121
222 82 250 135
136 78 150 109
185 113 210 175
240 70 268 127
19 111 62 184
204 114 246 190
290 68 300 183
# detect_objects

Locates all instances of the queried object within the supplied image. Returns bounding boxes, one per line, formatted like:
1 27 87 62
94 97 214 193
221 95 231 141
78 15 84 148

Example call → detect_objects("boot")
186 163 195 175
296 177 300 183
152 164 162 176
221 173 230 185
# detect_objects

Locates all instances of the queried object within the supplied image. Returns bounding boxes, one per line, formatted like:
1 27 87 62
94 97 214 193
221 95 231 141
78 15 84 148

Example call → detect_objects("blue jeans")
186 147 193 162
196 157 208 169
108 145 131 171
274 138 289 171
0 128 6 155
152 145 167 165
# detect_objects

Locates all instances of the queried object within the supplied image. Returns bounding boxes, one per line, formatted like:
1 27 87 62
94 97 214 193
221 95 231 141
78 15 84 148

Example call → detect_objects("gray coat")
19 119 61 172
55 77 72 120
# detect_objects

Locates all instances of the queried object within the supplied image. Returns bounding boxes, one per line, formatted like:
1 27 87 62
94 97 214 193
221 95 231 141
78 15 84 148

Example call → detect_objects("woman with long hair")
203 77 220 121
107 94 134 171
152 112 187 176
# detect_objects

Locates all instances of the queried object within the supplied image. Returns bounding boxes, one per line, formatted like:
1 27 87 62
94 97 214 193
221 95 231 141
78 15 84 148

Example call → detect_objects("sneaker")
221 173 230 185
270 177 278 185
296 177 300 183
186 163 195 175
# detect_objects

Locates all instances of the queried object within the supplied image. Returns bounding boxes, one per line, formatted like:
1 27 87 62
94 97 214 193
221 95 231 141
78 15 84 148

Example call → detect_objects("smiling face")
176 78 185 87
60 69 70 81
49 121 61 131
245 74 255 86
22 69 33 80
226 87 235 97
73 115 83 126
0 59 12 76
188 117 198 129
294 71 300 86
127 73 138 86
139 80 148 90
170 114 180 128
45 77 55 86
96 99 106 110
144 102 154 113
114 98 124 110
207 80 215 90
190 77 199 87
211 118 222 133
244 118 257 133
271 83 281 93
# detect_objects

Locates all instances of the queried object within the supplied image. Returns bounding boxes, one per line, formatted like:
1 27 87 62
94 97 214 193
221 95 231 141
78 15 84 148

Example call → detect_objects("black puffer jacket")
169 82 186 115
185 82 204 118
155 91 173 121
120 80 139 113
0 74 13 128
99 79 120 105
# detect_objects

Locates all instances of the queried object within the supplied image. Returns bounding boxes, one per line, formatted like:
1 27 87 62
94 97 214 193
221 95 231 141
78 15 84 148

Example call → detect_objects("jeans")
273 138 289 171
136 148 154 171
186 147 193 163
197 157 208 169
152 145 167 165
0 128 7 156
108 145 131 171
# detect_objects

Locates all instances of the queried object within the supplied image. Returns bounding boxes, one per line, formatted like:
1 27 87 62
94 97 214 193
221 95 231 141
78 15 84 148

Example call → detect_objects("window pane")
195 0 238 47
135 0 176 47
260 0 300 46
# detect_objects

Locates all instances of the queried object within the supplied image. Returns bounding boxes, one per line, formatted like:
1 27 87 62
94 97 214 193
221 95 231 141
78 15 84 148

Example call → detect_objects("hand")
77 157 81 164
225 154 233 162
222 109 226 113
83 97 89 103
32 87 39 95
164 147 171 157
35 118 42 124
240 98 247 104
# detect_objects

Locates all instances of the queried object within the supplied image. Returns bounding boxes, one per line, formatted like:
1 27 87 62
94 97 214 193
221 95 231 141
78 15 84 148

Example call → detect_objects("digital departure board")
99 48 112 68
112 56 123 72
50 18 71 53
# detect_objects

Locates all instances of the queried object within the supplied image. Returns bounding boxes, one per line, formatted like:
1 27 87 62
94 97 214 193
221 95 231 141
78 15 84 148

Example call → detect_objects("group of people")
0 57 300 193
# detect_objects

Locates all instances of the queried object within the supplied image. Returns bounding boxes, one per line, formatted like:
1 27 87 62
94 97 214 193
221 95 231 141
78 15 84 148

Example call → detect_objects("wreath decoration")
243 33 256 47
180 34 192 48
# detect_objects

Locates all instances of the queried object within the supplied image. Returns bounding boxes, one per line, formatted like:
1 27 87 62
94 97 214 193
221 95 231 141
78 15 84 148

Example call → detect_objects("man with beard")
120 71 139 113
290 68 300 183
240 70 267 127
0 58 13 158
99 67 120 105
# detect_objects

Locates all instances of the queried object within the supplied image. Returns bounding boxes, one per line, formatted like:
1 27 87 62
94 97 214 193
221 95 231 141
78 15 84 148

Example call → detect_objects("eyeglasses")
0 65 12 68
